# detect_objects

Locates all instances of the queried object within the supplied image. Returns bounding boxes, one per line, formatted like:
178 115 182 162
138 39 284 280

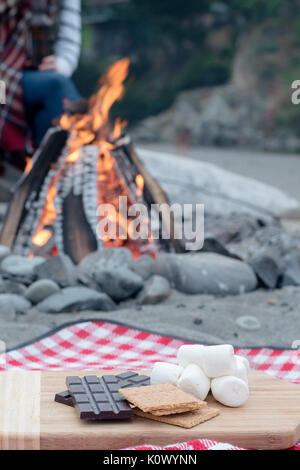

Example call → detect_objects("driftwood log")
0 127 68 250
123 142 184 253
62 193 98 264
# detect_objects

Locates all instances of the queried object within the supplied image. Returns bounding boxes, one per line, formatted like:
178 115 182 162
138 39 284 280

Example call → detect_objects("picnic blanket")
1 320 300 450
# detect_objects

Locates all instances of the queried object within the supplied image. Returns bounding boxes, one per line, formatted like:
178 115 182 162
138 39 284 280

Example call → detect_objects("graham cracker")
134 407 220 428
150 403 207 416
119 383 206 415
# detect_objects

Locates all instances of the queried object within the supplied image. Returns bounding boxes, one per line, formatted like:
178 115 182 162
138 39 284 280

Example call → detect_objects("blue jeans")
22 71 80 146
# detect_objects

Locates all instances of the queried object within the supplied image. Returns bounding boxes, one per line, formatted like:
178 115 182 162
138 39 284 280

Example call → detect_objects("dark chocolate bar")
117 371 150 388
55 372 150 408
66 375 133 420
54 390 74 407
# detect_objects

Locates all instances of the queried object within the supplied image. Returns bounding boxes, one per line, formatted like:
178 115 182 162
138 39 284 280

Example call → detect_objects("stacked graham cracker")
119 383 220 428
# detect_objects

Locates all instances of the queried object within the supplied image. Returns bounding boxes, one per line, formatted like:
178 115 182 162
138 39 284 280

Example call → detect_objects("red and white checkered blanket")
1 320 300 450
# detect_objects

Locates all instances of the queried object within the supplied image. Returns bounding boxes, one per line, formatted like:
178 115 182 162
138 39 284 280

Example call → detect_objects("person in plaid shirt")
0 0 81 167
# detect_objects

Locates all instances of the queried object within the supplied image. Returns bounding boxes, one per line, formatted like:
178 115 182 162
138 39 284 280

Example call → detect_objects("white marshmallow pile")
150 344 250 407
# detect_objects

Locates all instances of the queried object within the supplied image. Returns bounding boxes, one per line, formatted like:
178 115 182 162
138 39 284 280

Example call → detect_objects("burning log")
0 127 68 251
62 193 98 264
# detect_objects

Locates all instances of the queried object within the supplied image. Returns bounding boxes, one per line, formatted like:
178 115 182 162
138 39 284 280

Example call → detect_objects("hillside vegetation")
75 0 300 151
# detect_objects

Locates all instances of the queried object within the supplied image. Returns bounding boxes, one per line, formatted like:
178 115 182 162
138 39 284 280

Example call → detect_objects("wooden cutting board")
0 369 299 450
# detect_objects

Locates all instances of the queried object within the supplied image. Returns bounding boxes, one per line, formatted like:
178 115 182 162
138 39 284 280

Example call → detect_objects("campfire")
0 59 181 263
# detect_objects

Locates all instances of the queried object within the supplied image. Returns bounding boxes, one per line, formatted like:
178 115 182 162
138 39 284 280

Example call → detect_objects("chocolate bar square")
66 375 133 420
54 390 74 407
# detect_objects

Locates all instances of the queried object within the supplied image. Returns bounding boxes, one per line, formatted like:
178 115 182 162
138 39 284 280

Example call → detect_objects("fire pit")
0 59 181 263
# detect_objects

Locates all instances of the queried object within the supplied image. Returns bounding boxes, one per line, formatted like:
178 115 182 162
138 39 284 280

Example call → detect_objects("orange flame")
31 170 61 251
60 57 130 154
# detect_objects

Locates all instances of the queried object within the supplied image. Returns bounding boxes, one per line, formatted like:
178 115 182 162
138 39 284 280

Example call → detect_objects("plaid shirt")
0 0 56 154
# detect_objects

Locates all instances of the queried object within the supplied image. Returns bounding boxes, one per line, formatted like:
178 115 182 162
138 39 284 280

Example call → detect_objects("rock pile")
0 245 258 315
0 207 299 315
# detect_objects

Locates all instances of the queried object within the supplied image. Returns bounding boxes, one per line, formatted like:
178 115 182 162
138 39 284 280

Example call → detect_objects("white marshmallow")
177 363 210 401
211 376 249 407
235 355 250 372
233 356 249 384
200 344 236 378
150 362 183 386
177 344 204 367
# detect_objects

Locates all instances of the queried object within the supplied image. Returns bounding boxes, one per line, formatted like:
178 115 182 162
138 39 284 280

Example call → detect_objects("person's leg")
22 71 80 145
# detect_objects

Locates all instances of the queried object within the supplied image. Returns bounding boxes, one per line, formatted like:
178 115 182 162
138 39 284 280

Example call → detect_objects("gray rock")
249 247 282 289
25 279 60 304
136 144 299 223
281 252 300 287
0 304 16 321
0 294 31 313
77 248 133 286
37 287 115 313
0 245 10 262
200 237 238 259
138 275 171 305
94 266 143 301
236 315 261 331
228 225 300 264
77 251 100 286
0 279 26 296
96 247 134 268
205 213 262 245
1 255 45 283
130 255 155 280
35 254 77 287
155 253 257 295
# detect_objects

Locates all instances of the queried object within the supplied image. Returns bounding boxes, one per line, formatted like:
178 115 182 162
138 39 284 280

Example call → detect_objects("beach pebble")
37 287 115 313
137 275 170 305
34 254 77 287
235 315 261 331
1 255 44 282
94 266 143 301
130 255 155 280
0 294 31 313
25 279 60 304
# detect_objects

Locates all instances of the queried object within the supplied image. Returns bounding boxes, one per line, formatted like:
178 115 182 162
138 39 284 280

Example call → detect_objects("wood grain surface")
0 370 299 450
0 370 41 449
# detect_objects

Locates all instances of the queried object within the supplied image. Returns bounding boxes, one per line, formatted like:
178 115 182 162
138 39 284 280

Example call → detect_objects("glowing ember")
32 229 52 247
24 157 32 173
135 174 144 198
66 149 80 163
